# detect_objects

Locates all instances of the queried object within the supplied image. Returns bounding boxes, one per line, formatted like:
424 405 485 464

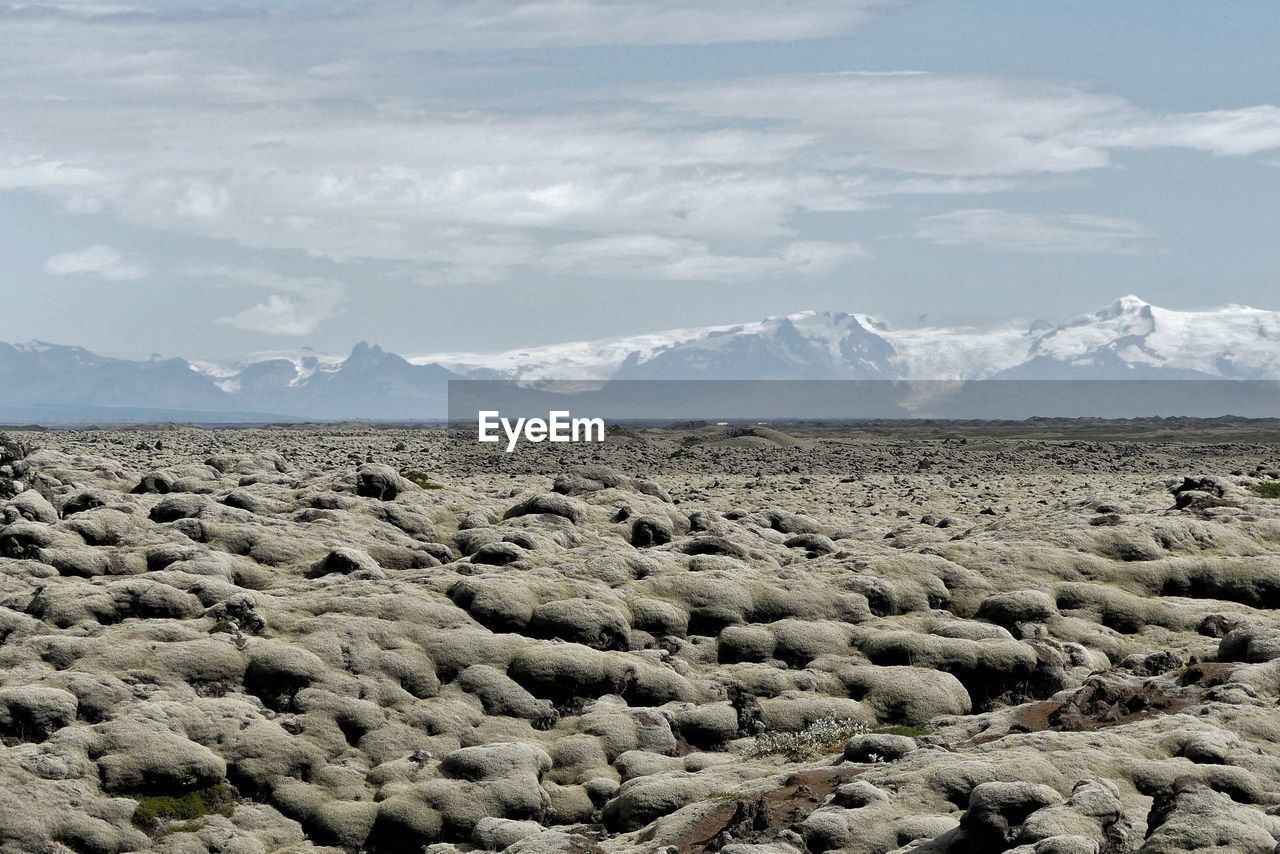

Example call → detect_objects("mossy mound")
130 784 236 835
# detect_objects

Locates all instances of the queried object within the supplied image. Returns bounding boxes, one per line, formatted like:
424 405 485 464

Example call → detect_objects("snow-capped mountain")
414 311 1025 382
872 318 1032 381
412 296 1280 383
2 296 1277 422
0 341 462 422
0 341 233 416
612 312 899 380
412 323 733 382
1001 295 1280 379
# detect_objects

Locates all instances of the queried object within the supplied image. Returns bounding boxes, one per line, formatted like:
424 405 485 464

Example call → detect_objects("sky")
1 0 1278 360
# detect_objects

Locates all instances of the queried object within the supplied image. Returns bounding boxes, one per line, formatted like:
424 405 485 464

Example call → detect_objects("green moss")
1249 482 1280 499
871 723 932 738
166 819 207 835
208 619 236 635
130 784 235 835
403 471 445 490
743 718 934 762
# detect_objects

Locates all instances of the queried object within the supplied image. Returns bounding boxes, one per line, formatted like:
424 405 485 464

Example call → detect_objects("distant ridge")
411 296 1280 382
4 296 1279 422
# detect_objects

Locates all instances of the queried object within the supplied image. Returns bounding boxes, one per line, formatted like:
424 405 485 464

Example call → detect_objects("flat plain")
3 421 1280 853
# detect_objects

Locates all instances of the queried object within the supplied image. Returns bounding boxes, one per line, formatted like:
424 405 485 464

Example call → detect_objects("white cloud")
1085 106 1280 157
309 0 901 49
218 294 333 337
651 73 1280 176
2 6 1279 288
175 180 231 219
545 234 865 280
917 209 1152 254
0 0 897 49
0 157 107 189
43 244 149 280
190 267 346 336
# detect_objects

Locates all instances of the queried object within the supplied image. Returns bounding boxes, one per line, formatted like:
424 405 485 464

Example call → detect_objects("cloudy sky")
2 1 1278 359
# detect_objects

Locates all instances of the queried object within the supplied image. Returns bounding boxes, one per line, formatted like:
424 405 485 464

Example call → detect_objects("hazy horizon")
0 292 1257 365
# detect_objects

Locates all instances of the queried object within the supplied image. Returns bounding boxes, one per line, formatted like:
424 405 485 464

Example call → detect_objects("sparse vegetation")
744 716 870 761
404 470 445 490
1249 482 1280 499
130 784 236 835
874 723 932 738
167 819 207 835
743 717 933 762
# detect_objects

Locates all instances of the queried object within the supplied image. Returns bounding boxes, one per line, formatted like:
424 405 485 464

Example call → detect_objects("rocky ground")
3 422 1280 853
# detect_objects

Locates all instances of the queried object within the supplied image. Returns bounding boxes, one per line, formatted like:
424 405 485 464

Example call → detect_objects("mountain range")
3 296 1278 423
